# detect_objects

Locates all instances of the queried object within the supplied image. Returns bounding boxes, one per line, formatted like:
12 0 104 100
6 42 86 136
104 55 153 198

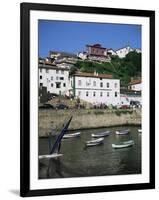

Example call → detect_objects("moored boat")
86 142 103 147
63 132 81 139
86 137 104 147
112 140 134 149
91 131 111 138
115 129 130 135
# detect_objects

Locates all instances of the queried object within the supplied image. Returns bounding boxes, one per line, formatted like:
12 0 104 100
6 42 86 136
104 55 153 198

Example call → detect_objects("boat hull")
115 129 130 135
86 142 103 147
86 137 104 144
112 140 134 149
39 153 63 159
91 131 111 138
63 132 81 139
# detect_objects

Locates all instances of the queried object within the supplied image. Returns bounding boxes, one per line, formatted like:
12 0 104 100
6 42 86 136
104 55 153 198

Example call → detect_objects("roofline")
116 45 133 52
128 81 142 85
72 73 115 79
86 44 106 50
39 63 69 71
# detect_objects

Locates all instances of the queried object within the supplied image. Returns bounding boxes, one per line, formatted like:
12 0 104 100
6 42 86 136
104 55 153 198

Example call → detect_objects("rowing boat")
63 132 81 139
112 140 134 149
91 131 111 138
115 129 130 135
85 137 104 147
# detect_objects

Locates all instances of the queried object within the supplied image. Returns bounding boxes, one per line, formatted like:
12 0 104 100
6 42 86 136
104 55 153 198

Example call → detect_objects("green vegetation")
115 109 133 116
71 51 141 86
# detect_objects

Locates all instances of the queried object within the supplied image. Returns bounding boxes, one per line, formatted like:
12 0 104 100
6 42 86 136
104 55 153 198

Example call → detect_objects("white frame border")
30 10 150 190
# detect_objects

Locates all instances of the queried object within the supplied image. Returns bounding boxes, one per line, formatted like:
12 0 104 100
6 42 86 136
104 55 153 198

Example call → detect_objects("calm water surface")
39 126 141 179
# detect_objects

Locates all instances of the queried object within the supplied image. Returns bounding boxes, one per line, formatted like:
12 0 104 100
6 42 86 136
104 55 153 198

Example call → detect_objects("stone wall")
38 109 141 137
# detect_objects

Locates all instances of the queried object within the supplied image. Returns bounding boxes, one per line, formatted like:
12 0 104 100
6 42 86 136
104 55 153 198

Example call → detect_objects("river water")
39 126 141 179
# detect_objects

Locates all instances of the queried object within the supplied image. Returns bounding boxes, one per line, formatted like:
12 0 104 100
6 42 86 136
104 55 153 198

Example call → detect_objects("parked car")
56 104 69 109
39 103 54 109
130 100 141 108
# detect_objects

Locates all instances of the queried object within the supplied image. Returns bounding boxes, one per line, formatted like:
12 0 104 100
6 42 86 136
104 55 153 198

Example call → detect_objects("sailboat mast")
50 116 72 154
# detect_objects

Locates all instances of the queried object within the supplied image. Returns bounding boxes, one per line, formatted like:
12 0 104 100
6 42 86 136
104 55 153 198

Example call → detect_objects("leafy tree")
70 51 141 86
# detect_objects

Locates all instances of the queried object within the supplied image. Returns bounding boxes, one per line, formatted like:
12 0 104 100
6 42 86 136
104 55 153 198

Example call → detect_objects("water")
39 126 141 179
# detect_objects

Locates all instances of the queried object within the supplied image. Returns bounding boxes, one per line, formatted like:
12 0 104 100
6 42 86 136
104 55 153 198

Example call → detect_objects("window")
40 75 42 79
107 82 110 88
60 77 64 80
56 77 58 80
114 82 118 88
86 81 90 86
63 83 66 87
51 83 53 87
115 92 118 97
78 80 82 86
40 83 43 87
51 76 53 81
40 68 42 73
93 81 96 86
86 91 89 96
100 92 103 97
56 70 59 74
61 70 64 74
93 91 96 97
46 69 49 73
107 92 109 97
100 82 103 87
100 78 103 80
56 83 61 88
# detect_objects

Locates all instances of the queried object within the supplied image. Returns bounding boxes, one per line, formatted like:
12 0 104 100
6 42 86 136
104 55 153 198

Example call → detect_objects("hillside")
70 51 141 86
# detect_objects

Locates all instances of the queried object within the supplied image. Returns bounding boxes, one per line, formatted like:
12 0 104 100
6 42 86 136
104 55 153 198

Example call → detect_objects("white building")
70 72 120 106
77 52 88 60
128 79 142 91
116 46 133 58
107 49 117 56
39 63 70 96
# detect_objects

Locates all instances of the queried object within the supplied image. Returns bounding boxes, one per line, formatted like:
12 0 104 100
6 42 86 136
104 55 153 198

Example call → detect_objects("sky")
38 20 141 58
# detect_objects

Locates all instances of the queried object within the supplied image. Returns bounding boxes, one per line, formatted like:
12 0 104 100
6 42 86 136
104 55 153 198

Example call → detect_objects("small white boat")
86 137 104 147
112 140 134 149
39 153 63 159
63 132 81 139
86 137 104 144
91 131 111 138
86 142 103 147
138 129 142 133
115 129 130 135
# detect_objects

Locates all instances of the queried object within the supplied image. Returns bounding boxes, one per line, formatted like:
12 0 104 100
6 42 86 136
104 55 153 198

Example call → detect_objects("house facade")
128 79 142 91
71 72 120 106
86 44 107 56
39 63 70 96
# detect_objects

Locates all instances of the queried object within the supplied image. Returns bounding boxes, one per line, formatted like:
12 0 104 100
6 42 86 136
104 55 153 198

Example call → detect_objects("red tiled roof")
128 79 141 85
74 72 113 79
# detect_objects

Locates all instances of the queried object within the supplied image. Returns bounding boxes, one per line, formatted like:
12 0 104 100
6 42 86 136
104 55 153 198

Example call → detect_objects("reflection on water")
39 126 141 179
